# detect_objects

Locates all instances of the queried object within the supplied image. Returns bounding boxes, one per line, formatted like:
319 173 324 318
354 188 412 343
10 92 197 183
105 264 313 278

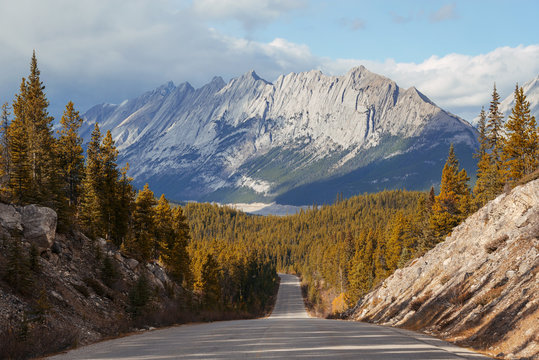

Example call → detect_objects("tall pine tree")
503 85 539 182
79 124 103 238
125 184 157 262
22 51 58 205
57 101 84 208
100 130 120 240
0 103 11 196
430 144 471 239
484 83 506 193
7 79 31 204
473 107 491 208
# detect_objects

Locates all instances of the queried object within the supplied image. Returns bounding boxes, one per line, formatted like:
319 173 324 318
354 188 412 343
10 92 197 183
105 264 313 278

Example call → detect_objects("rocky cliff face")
82 66 478 205
0 204 184 358
347 179 539 359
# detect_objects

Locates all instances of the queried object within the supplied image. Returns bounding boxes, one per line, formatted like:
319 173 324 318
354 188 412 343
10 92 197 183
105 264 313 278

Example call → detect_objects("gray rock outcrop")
0 203 23 234
0 203 57 249
21 204 57 249
348 179 539 359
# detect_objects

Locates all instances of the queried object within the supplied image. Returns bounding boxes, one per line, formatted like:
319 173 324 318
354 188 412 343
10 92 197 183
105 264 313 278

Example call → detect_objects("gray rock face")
20 204 57 249
348 179 539 359
82 66 478 204
0 203 57 249
0 203 23 233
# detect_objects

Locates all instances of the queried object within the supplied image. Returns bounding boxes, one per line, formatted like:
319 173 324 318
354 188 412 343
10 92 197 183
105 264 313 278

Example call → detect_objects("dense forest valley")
0 54 537 358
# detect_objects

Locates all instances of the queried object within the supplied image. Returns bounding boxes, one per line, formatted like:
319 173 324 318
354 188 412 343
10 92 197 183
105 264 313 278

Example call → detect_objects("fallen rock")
21 204 57 249
0 203 23 233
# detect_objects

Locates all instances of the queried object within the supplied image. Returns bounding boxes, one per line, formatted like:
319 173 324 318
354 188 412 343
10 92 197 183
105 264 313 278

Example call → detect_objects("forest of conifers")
1 53 538 318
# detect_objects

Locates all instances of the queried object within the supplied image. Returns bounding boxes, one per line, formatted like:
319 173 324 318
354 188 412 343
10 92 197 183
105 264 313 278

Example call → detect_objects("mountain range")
81 66 480 205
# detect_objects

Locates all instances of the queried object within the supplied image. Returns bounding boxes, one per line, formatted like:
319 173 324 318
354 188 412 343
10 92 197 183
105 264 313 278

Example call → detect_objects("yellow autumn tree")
430 144 471 239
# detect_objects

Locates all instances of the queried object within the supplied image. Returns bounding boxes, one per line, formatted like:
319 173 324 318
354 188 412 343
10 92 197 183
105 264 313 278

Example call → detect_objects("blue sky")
209 0 538 62
0 0 538 122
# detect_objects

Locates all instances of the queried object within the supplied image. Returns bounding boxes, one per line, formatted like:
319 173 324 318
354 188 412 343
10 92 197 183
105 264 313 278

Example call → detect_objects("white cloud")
0 0 537 124
322 45 539 121
192 0 307 31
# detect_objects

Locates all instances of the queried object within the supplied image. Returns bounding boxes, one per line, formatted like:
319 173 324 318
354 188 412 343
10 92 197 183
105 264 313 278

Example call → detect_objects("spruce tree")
100 130 119 240
21 51 57 204
0 103 11 197
170 205 191 285
79 124 103 238
57 101 84 209
126 184 157 262
7 80 31 204
112 163 134 247
430 144 471 239
200 252 221 308
473 107 491 208
484 83 506 193
503 85 539 182
155 194 175 263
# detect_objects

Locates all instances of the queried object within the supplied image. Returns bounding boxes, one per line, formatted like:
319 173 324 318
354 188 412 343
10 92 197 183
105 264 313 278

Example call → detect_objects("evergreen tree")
79 124 103 238
100 130 120 240
385 212 406 271
199 252 221 308
125 184 157 262
503 85 539 182
0 103 11 193
484 83 506 193
112 163 134 247
430 144 471 239
155 194 175 262
20 51 57 204
169 205 191 285
7 80 31 204
57 101 84 209
4 236 33 294
473 107 491 208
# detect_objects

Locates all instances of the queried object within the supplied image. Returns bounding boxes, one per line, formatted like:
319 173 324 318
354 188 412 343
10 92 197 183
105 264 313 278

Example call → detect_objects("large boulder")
21 204 57 249
0 203 23 234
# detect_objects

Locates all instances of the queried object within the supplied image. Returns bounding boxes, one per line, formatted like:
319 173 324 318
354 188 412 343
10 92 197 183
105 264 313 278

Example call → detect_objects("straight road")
50 274 491 359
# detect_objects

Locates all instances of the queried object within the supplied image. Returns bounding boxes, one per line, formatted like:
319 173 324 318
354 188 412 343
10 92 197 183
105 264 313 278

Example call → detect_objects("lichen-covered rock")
21 204 57 249
348 179 539 359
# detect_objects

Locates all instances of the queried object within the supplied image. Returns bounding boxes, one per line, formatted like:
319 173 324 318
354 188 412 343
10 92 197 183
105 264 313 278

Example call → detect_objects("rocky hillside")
82 66 478 205
0 203 186 358
346 179 539 359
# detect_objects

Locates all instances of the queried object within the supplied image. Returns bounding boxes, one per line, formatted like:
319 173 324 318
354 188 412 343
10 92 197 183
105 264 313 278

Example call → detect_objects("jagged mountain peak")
237 69 270 84
210 76 226 87
82 66 478 204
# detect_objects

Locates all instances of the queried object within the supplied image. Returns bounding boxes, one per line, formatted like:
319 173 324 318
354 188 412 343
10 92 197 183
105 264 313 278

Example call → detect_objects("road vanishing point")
50 273 491 359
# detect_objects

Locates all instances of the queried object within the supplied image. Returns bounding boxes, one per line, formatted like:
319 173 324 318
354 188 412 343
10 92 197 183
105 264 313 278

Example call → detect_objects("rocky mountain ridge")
346 178 539 359
82 66 478 205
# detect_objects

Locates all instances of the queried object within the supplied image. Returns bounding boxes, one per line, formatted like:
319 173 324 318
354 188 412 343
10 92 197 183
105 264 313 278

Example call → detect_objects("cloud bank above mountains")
0 0 537 123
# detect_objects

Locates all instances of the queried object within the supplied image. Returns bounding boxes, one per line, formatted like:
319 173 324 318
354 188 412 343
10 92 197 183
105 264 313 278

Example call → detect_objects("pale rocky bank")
347 179 539 359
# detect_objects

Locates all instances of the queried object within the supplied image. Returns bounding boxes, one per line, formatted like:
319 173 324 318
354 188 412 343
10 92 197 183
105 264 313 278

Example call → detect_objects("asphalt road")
49 273 491 359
